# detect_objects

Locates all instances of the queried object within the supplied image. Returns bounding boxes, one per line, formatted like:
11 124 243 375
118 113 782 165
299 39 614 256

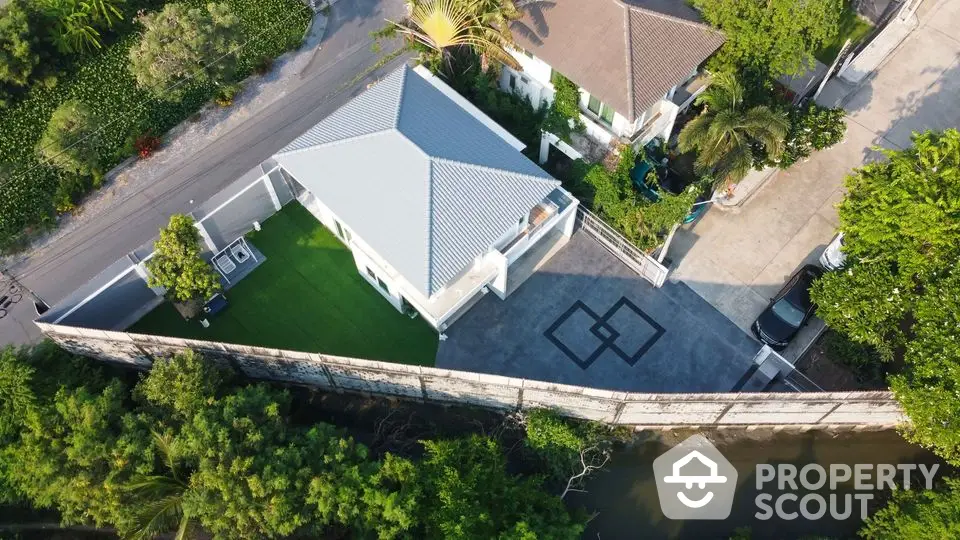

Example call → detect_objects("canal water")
574 429 944 539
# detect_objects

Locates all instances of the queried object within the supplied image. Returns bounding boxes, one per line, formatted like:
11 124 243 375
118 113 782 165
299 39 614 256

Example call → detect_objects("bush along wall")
0 0 312 251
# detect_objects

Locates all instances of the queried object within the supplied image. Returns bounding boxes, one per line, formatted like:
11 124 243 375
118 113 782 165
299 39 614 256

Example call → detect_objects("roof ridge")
392 66 408 127
425 158 435 295
625 2 721 33
622 1 636 122
429 156 560 187
273 129 397 157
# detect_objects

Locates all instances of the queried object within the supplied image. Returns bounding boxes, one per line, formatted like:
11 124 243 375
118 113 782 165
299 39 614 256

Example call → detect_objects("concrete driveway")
436 233 759 393
0 0 407 346
669 0 960 361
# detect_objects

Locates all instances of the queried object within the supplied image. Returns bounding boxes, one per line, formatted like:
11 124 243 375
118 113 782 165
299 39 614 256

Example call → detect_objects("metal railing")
575 208 668 287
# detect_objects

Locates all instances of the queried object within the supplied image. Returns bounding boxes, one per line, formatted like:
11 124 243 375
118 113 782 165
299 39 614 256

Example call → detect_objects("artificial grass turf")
816 5 874 64
130 203 439 366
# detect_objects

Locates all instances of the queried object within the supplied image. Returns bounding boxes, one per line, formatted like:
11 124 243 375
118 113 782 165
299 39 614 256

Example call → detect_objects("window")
376 277 389 292
518 47 533 59
367 267 376 279
587 94 615 126
509 74 517 90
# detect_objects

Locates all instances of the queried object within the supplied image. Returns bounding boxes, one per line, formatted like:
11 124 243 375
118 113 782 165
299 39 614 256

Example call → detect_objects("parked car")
819 232 846 270
630 142 709 224
751 264 825 350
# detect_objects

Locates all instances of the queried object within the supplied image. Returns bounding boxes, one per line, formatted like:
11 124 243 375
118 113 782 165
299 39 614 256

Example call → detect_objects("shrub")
35 99 102 177
128 2 241 101
765 103 847 168
41 0 124 54
253 55 273 75
133 132 161 158
214 82 241 106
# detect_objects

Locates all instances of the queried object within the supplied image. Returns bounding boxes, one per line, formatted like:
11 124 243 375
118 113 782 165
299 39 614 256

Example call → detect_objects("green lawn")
816 5 874 64
131 204 439 366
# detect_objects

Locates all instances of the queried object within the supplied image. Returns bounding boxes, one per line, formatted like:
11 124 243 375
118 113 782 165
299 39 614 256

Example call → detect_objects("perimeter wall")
37 322 906 428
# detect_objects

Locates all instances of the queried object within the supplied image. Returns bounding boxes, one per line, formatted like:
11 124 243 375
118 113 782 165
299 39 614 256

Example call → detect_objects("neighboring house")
272 65 579 332
501 0 724 158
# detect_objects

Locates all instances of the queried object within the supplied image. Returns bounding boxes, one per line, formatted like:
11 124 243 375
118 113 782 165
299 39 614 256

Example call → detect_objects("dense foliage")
146 213 222 304
693 0 842 77
129 2 241 101
0 2 37 93
860 477 960 539
542 71 583 142
810 129 960 462
41 0 124 54
766 102 847 168
0 0 311 251
0 344 590 538
35 99 103 177
567 147 699 251
678 72 788 185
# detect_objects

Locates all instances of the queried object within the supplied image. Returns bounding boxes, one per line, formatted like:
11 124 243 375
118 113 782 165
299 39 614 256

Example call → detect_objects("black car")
751 264 824 350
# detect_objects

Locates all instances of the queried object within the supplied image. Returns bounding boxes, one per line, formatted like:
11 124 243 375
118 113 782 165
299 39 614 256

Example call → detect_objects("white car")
819 232 846 271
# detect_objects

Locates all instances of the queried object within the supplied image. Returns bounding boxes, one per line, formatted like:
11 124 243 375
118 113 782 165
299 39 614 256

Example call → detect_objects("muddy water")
573 429 944 539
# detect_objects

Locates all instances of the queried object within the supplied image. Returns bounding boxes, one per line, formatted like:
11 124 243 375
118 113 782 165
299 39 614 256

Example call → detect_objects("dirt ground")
794 331 888 391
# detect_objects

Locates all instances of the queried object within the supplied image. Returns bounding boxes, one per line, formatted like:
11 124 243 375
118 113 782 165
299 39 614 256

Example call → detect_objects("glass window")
771 298 805 328
509 74 516 90
376 277 389 292
600 104 615 125
587 95 602 115
366 267 376 280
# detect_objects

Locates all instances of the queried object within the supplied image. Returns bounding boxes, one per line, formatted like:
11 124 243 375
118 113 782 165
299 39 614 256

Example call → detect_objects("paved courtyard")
669 0 960 361
436 233 759 393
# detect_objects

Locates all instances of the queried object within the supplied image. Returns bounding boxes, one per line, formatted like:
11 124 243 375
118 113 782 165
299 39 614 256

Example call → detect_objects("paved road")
669 0 960 360
0 0 407 346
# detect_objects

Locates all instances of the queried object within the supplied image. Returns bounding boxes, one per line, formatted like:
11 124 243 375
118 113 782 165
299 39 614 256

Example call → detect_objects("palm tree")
125 431 194 540
389 0 530 69
678 73 789 186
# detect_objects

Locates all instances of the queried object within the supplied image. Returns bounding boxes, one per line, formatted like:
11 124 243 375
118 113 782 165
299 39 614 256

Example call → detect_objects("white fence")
575 208 669 287
37 322 906 428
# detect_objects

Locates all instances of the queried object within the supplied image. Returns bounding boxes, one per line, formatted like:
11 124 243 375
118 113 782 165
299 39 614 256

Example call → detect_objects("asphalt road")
0 0 407 346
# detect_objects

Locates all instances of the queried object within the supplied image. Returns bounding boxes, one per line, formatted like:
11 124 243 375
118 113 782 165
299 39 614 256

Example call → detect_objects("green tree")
418 435 585 539
0 2 38 88
35 99 103 177
810 130 960 462
860 477 960 539
128 2 240 101
693 0 842 77
39 0 123 54
678 72 788 185
136 349 228 418
146 214 222 304
767 102 847 169
125 431 195 540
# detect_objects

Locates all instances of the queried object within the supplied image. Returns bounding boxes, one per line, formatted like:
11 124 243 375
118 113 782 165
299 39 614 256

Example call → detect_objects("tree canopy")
0 2 37 89
810 129 960 462
860 477 960 539
128 2 240 100
34 99 102 177
692 0 842 77
0 344 590 538
146 214 222 304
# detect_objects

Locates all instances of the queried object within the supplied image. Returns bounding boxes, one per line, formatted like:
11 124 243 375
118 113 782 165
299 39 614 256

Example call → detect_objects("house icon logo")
653 434 738 520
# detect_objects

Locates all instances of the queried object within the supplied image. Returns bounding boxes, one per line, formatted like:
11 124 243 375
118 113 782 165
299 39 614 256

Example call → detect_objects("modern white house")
272 65 579 332
501 0 724 160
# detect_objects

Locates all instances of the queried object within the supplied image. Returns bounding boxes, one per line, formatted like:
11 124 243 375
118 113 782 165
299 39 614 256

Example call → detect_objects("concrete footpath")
668 0 960 360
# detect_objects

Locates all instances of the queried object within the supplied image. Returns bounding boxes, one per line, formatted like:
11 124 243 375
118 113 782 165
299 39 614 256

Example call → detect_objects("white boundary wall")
37 322 906 428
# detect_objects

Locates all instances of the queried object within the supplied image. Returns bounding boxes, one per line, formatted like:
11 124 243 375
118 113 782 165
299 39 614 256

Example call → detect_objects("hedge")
0 0 311 250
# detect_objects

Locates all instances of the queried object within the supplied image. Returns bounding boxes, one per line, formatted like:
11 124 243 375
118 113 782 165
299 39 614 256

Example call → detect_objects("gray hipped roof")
274 66 560 298
513 0 724 122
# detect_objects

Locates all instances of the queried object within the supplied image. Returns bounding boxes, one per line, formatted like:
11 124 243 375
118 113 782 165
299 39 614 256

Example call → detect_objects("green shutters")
600 103 615 125
587 94 615 126
587 95 601 115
